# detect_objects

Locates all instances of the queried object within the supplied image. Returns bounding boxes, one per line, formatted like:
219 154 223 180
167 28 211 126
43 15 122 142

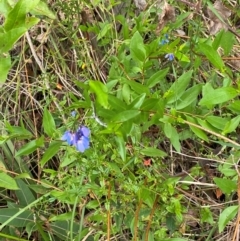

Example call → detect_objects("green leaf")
166 214 176 234
4 0 40 31
5 123 33 139
199 87 238 106
0 28 27 53
130 31 146 62
29 184 50 194
43 107 56 137
60 155 77 167
222 115 240 135
200 207 214 224
164 123 181 152
15 179 35 206
0 0 12 17
198 118 218 133
89 80 108 108
146 68 169 88
186 116 209 142
49 212 73 221
115 136 126 162
0 208 34 227
97 23 112 40
0 173 18 190
213 177 237 195
198 42 225 71
15 136 44 157
141 98 163 111
175 84 202 110
128 93 146 109
206 116 229 131
138 187 155 207
111 110 140 122
107 162 124 177
40 141 62 167
124 79 150 95
166 70 193 104
50 220 79 240
140 147 167 157
218 205 238 233
25 16 39 29
0 54 11 84
108 95 127 111
227 100 240 114
213 30 235 56
30 0 56 19
122 83 131 104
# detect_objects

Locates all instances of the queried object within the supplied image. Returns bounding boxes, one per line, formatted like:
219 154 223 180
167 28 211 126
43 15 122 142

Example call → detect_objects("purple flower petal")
62 131 74 145
80 126 90 137
165 53 174 61
82 136 90 149
76 137 90 152
62 126 90 152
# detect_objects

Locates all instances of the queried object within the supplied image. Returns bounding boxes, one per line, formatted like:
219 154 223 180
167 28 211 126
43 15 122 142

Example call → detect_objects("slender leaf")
130 31 146 62
206 116 229 130
166 70 193 104
15 136 44 157
0 173 18 190
0 208 34 227
89 80 108 108
199 42 225 71
175 84 202 109
111 110 140 122
0 54 11 83
43 107 56 137
218 205 238 233
40 141 62 167
146 68 169 88
186 116 209 142
128 93 146 109
140 147 167 157
164 123 181 152
4 0 40 30
15 179 35 206
199 87 238 106
115 136 126 162
222 115 240 134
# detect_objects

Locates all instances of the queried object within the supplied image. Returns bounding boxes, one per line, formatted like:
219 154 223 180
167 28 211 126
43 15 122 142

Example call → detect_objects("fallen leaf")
156 0 175 35
207 0 231 35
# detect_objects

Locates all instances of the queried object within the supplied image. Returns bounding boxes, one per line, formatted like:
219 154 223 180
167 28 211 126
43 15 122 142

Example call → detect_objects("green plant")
0 0 55 83
1 0 240 240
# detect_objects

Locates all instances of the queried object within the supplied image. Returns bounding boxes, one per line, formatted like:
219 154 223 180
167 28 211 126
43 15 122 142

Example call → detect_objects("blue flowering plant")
62 126 90 152
159 33 175 61
165 53 174 61
159 34 169 45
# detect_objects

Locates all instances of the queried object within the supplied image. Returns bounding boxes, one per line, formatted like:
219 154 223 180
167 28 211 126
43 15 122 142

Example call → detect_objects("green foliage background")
0 0 240 240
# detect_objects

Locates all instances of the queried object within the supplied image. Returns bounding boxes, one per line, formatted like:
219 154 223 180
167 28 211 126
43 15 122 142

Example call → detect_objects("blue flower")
160 39 169 45
159 34 169 45
62 126 90 152
165 53 174 61
71 111 77 117
62 131 74 145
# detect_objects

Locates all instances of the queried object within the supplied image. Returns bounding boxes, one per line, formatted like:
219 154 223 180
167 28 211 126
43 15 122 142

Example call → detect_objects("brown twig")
144 195 159 241
133 199 143 241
